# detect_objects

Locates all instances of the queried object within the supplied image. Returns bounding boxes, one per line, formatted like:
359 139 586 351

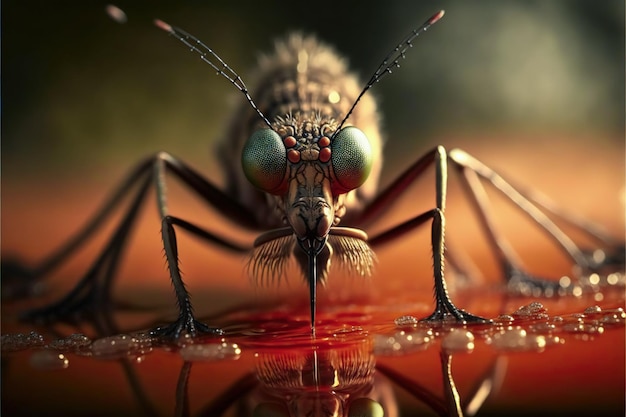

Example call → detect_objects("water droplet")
441 328 475 352
599 308 626 324
512 302 548 319
29 350 69 371
179 341 241 362
490 327 546 351
1 332 45 351
374 329 433 355
562 322 604 335
584 305 602 314
394 315 419 326
529 322 555 333
91 334 152 359
48 334 91 351
495 314 514 324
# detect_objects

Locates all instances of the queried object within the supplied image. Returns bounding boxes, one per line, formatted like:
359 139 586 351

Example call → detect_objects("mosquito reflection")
168 327 506 417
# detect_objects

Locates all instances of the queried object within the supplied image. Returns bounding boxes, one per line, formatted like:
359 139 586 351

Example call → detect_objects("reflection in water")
2 295 625 416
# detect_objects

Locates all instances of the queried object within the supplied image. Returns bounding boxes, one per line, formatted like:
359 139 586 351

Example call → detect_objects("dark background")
2 0 624 182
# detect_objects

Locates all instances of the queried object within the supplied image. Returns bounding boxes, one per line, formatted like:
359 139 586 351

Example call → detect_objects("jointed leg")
449 148 624 293
3 159 156 300
21 171 154 334
8 152 254 338
361 144 622 309
368 147 486 323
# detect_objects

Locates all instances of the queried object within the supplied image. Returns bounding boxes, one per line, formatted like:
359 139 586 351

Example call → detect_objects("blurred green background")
2 0 624 183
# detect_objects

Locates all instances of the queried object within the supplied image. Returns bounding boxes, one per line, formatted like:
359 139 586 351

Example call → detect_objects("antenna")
154 19 273 129
333 10 445 136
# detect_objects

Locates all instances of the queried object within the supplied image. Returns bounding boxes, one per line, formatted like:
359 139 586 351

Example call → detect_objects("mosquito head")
241 123 373 242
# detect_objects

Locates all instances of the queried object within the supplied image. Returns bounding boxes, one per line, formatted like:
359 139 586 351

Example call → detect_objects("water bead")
512 302 548 319
495 314 514 324
29 350 69 371
374 329 433 355
48 334 91 351
394 315 418 326
1 331 45 352
91 334 152 359
583 305 602 314
490 327 547 351
441 328 475 352
179 341 241 362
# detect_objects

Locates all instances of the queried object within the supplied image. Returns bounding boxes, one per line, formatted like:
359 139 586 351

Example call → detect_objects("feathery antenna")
334 10 445 136
154 19 273 129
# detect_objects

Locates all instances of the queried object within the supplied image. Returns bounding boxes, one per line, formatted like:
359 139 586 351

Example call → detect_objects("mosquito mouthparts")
154 19 174 33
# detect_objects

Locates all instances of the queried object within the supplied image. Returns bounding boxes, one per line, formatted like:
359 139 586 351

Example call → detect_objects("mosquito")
6 10 622 339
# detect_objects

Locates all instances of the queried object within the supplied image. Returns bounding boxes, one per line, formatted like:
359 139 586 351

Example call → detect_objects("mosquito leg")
503 181 624 273
12 152 255 338
455 163 564 295
428 147 485 322
148 215 250 338
439 351 463 417
368 147 487 323
151 151 261 229
149 152 255 338
425 206 486 323
462 356 507 416
22 173 153 332
2 159 155 301
448 148 623 294
375 363 447 416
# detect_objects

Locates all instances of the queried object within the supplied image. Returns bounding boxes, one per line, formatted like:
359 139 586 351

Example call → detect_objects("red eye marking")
319 147 331 163
288 149 301 163
283 136 297 148
318 136 330 147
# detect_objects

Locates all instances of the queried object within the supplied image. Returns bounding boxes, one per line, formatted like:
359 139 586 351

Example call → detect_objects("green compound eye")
331 126 373 194
242 129 287 194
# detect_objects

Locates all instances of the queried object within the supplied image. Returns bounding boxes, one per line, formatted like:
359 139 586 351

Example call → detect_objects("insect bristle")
247 235 295 287
328 235 376 277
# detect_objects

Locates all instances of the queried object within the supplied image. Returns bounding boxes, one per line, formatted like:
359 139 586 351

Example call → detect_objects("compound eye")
331 126 372 194
241 129 286 194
